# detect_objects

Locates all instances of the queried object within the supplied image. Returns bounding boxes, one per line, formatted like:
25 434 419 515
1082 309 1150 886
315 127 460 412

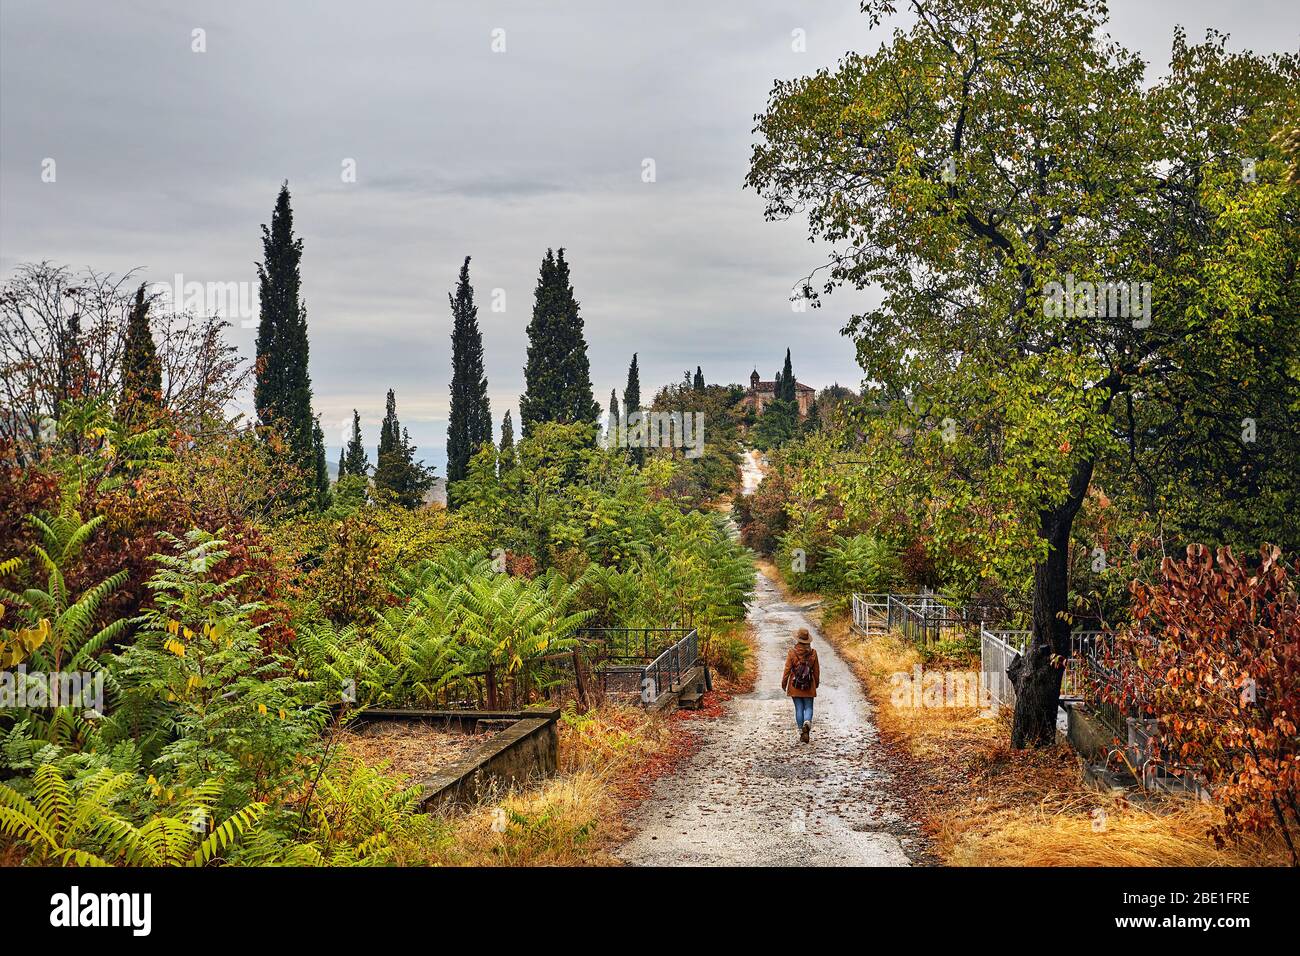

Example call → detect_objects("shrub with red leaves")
0 444 61 558
1121 543 1300 863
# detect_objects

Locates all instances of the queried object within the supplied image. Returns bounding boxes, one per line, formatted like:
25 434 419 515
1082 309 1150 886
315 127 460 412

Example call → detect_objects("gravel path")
617 453 921 865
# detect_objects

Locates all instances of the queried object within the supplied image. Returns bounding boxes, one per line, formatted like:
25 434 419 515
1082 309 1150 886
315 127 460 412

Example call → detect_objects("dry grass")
948 795 1288 867
339 721 492 782
809 584 1292 866
756 557 810 598
404 704 705 866
426 770 621 866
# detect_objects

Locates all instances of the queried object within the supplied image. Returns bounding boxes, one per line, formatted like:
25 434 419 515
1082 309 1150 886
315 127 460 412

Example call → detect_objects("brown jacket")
782 646 819 698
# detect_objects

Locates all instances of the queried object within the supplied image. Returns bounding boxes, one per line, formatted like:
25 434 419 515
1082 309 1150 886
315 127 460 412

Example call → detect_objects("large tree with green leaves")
748 0 1299 746
519 248 599 435
253 182 326 507
446 256 492 488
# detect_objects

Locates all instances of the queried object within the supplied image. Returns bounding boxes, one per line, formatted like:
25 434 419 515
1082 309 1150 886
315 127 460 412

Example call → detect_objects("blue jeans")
793 697 814 729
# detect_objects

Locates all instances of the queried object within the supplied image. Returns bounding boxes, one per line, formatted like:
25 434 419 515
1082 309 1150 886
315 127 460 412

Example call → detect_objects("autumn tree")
1120 544 1300 863
1 264 249 461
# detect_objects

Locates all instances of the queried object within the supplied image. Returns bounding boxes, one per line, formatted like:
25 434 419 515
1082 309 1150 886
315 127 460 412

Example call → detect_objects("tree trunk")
1011 457 1095 748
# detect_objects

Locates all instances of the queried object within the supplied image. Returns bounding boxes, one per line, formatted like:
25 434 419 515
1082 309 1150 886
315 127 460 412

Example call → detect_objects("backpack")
790 654 814 691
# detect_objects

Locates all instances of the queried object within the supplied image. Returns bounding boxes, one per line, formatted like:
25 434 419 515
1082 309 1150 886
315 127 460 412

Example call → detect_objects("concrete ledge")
1065 702 1118 762
647 664 707 713
351 707 561 811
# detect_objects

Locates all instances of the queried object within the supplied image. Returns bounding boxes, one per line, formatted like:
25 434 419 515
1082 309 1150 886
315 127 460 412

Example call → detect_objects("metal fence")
851 593 890 636
576 627 702 706
978 627 1106 711
980 627 1027 710
854 590 1001 647
396 628 705 712
889 593 998 648
428 648 593 711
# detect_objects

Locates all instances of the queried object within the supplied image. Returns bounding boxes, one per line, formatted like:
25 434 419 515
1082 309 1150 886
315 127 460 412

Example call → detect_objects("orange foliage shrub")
1122 544 1300 863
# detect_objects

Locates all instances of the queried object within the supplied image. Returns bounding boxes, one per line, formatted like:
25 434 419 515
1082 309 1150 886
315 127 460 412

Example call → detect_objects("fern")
0 764 264 866
2 499 130 675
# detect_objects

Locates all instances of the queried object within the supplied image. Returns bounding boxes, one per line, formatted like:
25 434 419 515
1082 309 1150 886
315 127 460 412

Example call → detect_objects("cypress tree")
605 388 621 449
374 389 400 493
779 349 796 402
337 445 346 480
343 409 369 476
312 418 330 509
499 409 514 454
498 409 515 475
446 256 492 485
693 366 705 391
254 182 325 505
519 248 599 434
623 353 641 421
121 282 162 420
624 352 643 466
373 389 435 509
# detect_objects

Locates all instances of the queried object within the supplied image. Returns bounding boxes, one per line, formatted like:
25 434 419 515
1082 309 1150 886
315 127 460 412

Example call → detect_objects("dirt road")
616 452 920 866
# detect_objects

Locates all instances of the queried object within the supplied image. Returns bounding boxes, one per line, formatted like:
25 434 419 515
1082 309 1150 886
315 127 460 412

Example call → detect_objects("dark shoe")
800 720 811 743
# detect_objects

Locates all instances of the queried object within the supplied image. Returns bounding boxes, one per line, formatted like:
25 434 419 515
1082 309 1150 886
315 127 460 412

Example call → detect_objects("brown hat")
795 628 812 644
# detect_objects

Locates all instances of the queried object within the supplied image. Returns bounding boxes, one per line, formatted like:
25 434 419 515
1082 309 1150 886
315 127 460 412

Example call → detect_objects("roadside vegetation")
0 205 754 866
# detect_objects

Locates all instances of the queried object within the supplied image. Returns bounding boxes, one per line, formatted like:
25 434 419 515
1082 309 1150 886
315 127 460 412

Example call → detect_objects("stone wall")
352 707 561 811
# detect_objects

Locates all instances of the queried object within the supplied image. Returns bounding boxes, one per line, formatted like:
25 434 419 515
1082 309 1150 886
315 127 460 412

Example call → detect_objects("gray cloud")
3 0 1297 470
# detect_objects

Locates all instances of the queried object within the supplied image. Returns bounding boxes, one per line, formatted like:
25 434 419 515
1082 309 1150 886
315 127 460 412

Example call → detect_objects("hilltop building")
740 369 815 418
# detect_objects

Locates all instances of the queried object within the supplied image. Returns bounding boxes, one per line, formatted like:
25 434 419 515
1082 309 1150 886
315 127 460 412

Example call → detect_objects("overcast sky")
2 1 1297 469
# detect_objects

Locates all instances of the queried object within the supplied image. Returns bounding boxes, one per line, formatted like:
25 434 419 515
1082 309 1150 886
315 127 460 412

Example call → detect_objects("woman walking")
781 627 820 742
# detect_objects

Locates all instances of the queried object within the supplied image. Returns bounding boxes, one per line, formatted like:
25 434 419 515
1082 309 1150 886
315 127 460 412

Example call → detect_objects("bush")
826 534 902 595
1119 543 1300 863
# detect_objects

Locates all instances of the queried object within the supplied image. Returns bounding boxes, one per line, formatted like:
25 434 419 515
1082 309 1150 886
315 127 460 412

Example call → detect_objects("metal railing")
642 629 700 705
577 627 701 706
851 593 889 636
978 627 1106 711
889 592 996 648
854 590 1000 647
980 627 1027 710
